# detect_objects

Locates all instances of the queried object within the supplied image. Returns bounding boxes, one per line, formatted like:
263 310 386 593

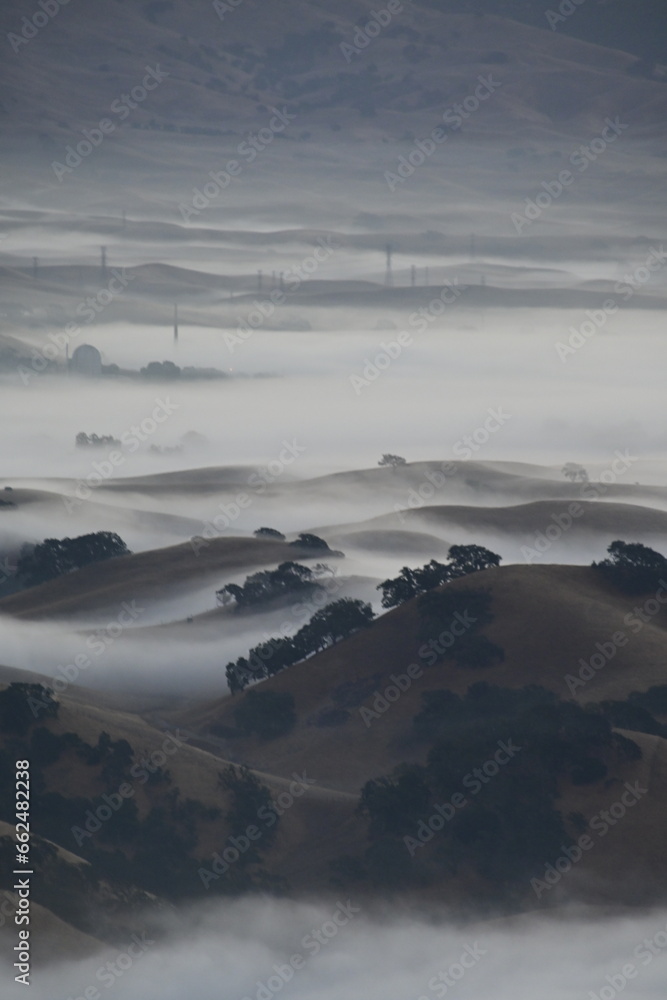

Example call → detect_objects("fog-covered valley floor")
4 900 667 1000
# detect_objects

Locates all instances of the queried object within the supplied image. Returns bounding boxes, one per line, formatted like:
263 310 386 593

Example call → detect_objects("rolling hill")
2 556 667 950
0 536 320 619
177 563 667 790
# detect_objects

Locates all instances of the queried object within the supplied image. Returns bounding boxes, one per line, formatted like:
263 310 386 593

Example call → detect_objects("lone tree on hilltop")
379 454 407 470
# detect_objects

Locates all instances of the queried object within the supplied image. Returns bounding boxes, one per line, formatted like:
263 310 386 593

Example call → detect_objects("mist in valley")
3 900 667 1000
2 0 667 995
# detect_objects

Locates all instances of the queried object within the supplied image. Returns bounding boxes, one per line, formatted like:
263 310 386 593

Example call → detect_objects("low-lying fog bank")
3 898 667 1000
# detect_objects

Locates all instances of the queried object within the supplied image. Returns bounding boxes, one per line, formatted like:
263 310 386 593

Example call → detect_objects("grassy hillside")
180 564 667 790
2 558 667 935
2 0 667 144
0 536 317 619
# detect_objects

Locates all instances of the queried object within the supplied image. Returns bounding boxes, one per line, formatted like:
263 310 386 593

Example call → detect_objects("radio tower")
384 243 393 287
173 303 179 344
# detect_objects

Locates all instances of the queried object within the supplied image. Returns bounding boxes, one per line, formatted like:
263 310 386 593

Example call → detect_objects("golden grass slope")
0 537 311 620
181 565 667 792
3 561 667 905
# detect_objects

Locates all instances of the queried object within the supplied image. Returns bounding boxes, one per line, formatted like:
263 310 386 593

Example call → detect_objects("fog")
4 316 667 478
2 2 667 992
3 900 667 1000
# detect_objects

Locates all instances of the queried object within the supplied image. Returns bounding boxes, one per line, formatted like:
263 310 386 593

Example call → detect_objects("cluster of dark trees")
140 360 183 380
0 685 235 905
16 532 131 588
220 765 281 859
251 528 341 554
225 597 375 695
378 545 502 609
76 433 121 448
140 361 227 381
0 682 58 735
332 683 642 893
593 540 667 595
216 562 329 609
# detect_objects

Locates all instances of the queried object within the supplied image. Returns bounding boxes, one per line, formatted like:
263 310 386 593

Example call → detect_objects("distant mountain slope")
2 0 666 142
